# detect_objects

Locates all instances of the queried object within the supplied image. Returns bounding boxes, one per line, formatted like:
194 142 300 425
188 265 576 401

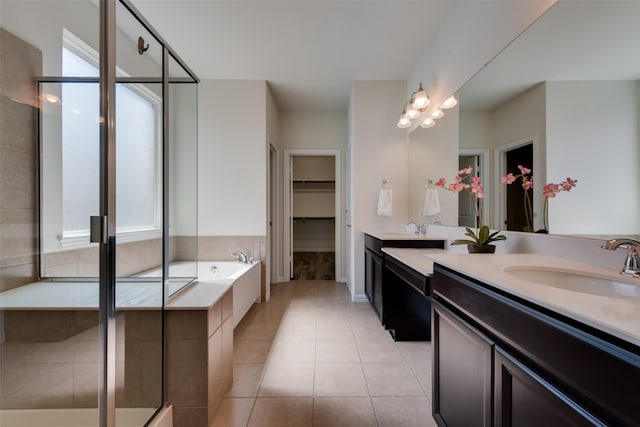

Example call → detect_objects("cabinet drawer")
365 234 383 256
385 255 429 296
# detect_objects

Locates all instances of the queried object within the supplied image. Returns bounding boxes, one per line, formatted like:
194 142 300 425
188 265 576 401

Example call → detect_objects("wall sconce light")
431 108 444 119
410 82 430 110
441 95 457 109
420 118 435 128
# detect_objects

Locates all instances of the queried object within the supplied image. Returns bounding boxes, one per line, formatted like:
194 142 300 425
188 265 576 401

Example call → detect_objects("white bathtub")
0 261 261 327
194 261 261 328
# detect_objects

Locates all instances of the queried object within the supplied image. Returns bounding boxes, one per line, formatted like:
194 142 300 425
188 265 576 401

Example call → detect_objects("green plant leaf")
451 239 478 246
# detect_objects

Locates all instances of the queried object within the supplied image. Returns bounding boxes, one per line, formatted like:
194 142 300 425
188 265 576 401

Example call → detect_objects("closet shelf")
293 216 335 220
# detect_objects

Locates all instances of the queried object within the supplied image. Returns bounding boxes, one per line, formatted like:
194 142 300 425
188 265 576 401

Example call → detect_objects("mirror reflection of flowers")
501 165 534 232
501 165 577 232
435 167 507 248
541 177 578 232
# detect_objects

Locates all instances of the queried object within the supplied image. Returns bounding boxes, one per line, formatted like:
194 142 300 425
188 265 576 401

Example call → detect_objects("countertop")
364 230 447 242
382 249 640 348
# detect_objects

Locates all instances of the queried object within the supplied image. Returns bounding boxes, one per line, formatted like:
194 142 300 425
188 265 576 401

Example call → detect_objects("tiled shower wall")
0 28 41 293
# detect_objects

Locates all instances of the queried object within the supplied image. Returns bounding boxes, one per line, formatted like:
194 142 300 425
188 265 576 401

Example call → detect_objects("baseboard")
337 276 347 283
351 293 368 302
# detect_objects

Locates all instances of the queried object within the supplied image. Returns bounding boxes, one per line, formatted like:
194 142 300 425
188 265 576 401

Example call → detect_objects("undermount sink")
503 266 640 299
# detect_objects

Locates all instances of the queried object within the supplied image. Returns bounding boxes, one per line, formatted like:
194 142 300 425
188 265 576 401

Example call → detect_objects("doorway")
284 150 342 282
502 142 534 231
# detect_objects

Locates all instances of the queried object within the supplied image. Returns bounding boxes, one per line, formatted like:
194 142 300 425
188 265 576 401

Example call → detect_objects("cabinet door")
364 249 375 304
433 301 493 427
372 251 383 321
495 347 605 427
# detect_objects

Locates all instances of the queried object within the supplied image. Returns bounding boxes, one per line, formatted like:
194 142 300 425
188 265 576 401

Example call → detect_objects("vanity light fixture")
420 118 436 128
410 82 430 110
431 108 444 119
441 95 458 109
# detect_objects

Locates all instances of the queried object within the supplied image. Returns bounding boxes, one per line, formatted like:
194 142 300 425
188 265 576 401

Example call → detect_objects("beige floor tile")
258 363 315 397
234 339 272 363
235 322 279 341
362 363 425 397
396 341 433 364
313 397 378 427
227 363 265 397
273 322 317 341
211 397 255 427
372 396 437 427
314 363 369 397
356 339 404 363
351 324 392 341
410 362 433 399
315 339 360 363
316 319 354 340
267 339 315 364
247 397 313 427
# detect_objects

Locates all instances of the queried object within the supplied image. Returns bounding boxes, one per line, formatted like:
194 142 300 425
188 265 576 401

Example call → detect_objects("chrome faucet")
231 251 247 263
601 238 640 276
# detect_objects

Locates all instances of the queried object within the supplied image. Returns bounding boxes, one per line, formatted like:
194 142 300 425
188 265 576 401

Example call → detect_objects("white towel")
422 188 440 216
376 189 393 216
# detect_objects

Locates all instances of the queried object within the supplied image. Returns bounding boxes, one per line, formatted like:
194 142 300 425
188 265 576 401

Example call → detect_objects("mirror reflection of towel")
422 188 440 216
377 189 393 216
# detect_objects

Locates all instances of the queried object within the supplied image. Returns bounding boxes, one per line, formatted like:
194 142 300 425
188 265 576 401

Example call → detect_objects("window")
60 46 161 245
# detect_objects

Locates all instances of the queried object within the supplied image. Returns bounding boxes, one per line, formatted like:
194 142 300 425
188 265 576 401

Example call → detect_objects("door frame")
284 149 342 282
459 149 490 228
494 136 539 230
267 142 278 297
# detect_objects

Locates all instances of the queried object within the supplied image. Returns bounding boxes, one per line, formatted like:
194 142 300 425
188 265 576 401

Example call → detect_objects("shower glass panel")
167 53 198 296
0 1 102 426
114 1 163 423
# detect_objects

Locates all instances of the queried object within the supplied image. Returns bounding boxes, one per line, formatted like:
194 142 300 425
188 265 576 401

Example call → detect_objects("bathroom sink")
503 266 640 299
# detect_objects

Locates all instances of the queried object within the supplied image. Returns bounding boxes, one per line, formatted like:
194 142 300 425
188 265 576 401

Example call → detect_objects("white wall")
198 80 267 236
494 83 547 231
350 80 408 298
408 109 460 226
278 112 348 281
546 80 640 235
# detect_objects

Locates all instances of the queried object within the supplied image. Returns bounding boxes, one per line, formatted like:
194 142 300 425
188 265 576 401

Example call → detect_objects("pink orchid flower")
434 178 446 187
542 183 560 198
501 173 516 185
522 178 534 190
518 165 531 175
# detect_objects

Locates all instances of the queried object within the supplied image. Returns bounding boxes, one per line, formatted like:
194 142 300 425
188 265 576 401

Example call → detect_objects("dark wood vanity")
364 233 444 341
432 264 640 427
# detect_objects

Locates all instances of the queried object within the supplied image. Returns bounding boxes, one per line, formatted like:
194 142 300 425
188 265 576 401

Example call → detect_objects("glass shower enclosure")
0 1 198 426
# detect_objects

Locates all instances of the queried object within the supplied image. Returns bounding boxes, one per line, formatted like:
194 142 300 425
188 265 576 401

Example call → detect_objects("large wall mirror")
409 1 640 237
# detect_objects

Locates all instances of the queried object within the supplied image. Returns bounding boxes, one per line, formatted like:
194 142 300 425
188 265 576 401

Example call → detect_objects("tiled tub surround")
0 28 41 293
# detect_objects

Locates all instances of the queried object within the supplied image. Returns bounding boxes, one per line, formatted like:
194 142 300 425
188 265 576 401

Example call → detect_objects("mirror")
409 1 640 236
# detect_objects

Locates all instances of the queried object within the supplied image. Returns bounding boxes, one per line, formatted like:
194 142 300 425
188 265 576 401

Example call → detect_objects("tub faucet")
601 238 640 276
231 251 247 263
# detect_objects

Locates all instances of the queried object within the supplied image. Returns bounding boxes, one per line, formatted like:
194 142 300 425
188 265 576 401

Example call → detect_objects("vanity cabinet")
432 264 640 427
363 233 444 339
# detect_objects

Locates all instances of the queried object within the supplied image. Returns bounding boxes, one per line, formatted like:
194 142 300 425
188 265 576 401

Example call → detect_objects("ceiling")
130 0 455 112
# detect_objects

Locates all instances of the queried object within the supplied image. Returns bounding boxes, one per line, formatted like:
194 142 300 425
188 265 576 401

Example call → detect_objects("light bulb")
431 109 444 119
405 107 420 120
397 116 411 128
420 118 435 128
411 83 430 110
441 96 458 109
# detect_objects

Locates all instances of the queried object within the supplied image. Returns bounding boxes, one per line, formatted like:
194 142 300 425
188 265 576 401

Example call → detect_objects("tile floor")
211 280 438 427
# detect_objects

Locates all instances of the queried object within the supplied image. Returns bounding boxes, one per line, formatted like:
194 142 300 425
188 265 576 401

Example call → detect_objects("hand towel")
422 188 440 216
377 188 393 216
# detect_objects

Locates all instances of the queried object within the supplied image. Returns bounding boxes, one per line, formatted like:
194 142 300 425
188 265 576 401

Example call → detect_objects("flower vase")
467 244 496 254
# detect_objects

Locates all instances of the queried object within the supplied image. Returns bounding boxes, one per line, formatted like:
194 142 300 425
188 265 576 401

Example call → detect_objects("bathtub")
194 261 261 328
0 261 260 326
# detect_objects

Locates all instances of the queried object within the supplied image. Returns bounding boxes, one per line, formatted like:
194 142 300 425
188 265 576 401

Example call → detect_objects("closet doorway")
284 150 341 281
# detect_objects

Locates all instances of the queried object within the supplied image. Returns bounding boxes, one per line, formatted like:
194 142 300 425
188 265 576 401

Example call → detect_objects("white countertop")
164 279 232 310
364 231 447 242
382 250 640 348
